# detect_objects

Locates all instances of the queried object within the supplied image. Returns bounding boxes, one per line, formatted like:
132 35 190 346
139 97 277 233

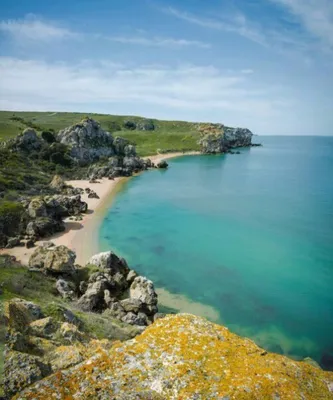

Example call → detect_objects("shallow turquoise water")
99 136 333 367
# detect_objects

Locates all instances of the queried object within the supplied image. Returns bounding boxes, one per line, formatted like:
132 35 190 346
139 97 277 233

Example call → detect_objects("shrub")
0 201 24 236
41 131 56 144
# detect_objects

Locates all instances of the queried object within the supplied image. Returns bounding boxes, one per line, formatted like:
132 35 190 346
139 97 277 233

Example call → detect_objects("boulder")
4 298 43 332
4 350 51 398
56 279 76 300
87 190 99 199
59 322 86 343
5 236 21 248
26 217 65 238
25 239 35 248
28 197 47 218
157 160 168 169
47 345 84 372
130 276 158 316
123 120 136 130
77 279 108 311
49 175 66 191
57 117 115 164
28 244 76 275
29 317 59 339
87 251 130 276
136 120 155 131
5 128 42 153
121 311 148 326
44 194 87 218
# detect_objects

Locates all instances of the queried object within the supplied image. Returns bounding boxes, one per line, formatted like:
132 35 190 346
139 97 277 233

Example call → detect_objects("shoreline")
0 151 200 266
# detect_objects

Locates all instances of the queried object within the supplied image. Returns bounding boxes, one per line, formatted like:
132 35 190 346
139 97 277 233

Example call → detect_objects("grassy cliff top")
0 110 205 156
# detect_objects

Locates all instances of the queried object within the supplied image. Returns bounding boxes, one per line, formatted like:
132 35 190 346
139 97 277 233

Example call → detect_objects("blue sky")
0 0 332 135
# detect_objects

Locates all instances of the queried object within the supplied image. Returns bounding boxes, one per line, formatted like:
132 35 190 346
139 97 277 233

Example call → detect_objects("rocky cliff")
4 311 333 399
197 124 254 154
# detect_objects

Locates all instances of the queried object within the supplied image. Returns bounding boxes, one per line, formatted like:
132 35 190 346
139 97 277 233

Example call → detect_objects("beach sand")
0 152 200 266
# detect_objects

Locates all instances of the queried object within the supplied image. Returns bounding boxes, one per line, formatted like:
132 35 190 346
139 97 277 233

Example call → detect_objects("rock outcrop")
3 128 43 153
198 124 254 154
57 117 115 164
10 314 333 399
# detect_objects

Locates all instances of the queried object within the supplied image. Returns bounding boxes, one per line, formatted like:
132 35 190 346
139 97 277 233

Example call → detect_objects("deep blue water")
99 136 333 367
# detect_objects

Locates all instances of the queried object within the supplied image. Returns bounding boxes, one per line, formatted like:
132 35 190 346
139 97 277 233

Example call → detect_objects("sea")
99 136 333 368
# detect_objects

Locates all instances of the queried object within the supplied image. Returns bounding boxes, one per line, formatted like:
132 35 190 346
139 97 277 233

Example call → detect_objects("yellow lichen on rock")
13 314 333 399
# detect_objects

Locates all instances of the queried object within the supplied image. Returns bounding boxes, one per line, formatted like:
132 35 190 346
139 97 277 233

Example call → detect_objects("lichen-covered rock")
55 279 76 300
4 350 51 398
47 345 85 372
44 194 87 217
29 317 59 339
28 244 76 275
57 117 115 164
4 298 43 332
13 314 333 399
28 197 48 218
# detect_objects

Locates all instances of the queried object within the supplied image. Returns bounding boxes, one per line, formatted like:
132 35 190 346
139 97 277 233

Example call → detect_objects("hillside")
0 111 202 156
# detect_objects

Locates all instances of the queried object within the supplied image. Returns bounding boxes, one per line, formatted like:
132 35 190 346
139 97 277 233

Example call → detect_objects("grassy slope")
0 111 202 156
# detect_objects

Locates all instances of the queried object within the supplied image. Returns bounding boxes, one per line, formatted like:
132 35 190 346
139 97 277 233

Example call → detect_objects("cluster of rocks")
198 124 259 154
123 119 155 131
28 244 159 327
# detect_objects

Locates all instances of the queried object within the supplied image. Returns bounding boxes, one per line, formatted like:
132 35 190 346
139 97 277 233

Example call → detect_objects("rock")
77 280 108 312
28 197 47 218
56 279 76 300
120 298 143 313
25 239 35 248
5 128 42 153
28 244 76 275
137 120 155 131
130 276 158 316
3 350 51 398
154 313 167 321
123 120 136 130
47 345 84 372
87 190 99 199
224 126 253 147
126 269 137 284
15 314 333 399
49 175 66 191
106 301 126 319
26 217 65 238
87 251 130 276
121 311 148 326
303 357 322 369
59 322 86 343
4 298 43 332
5 236 21 248
44 194 88 218
57 117 115 164
29 317 59 339
157 160 168 168
113 136 130 156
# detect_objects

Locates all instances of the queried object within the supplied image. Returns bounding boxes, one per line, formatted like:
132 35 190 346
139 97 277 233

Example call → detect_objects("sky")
0 0 332 135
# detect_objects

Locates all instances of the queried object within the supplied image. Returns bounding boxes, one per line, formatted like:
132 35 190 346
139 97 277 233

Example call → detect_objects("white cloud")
105 36 211 49
270 0 333 50
0 57 291 132
165 7 267 47
0 15 75 41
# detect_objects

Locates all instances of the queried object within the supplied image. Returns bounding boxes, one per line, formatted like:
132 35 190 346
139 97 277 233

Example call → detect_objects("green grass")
0 111 202 156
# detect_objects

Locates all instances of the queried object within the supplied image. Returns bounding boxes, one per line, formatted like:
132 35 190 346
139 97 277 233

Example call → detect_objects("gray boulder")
136 120 155 131
77 279 108 311
6 237 21 249
26 217 65 238
87 251 130 276
28 197 48 219
224 127 253 147
28 244 76 275
57 117 115 164
56 279 76 300
121 311 148 326
130 276 158 316
5 128 42 153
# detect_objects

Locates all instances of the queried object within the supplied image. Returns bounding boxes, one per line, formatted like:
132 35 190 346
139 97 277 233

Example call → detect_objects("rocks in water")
76 251 158 325
28 244 76 276
14 314 333 400
198 124 254 154
157 160 168 169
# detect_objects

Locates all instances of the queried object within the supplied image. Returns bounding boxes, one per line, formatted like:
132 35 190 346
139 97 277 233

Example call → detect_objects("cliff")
6 312 333 399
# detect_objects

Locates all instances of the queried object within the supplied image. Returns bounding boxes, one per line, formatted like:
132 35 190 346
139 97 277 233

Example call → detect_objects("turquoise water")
99 136 333 367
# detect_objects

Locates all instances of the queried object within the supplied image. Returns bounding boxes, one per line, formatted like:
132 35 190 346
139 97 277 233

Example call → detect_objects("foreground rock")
12 314 333 399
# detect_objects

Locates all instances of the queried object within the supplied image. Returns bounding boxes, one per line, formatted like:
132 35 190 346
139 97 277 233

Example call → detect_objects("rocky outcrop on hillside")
198 123 255 154
1 128 43 153
7 313 333 399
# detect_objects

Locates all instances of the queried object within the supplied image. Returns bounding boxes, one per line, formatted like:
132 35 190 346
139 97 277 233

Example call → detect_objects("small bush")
0 201 24 236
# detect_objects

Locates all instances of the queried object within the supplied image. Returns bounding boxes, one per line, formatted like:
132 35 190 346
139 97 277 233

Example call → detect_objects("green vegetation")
0 111 202 156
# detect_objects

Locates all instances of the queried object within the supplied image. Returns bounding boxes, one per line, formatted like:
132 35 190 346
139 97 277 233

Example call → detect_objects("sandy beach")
1 151 200 266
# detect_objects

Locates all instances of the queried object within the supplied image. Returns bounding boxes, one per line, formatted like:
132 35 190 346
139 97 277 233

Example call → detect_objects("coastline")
0 151 200 266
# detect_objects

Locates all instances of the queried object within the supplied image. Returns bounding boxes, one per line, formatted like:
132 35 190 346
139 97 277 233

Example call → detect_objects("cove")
99 136 333 367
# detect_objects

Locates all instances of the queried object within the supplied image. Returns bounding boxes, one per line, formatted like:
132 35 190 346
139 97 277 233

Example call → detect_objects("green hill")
0 111 202 156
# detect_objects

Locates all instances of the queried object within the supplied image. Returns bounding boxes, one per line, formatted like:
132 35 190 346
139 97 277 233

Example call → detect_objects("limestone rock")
15 314 333 399
26 217 65 238
59 322 86 343
4 298 43 331
87 251 130 276
56 279 76 300
29 317 59 339
49 175 66 190
44 194 87 217
57 117 115 164
87 190 99 199
28 244 76 275
130 276 158 316
28 197 47 218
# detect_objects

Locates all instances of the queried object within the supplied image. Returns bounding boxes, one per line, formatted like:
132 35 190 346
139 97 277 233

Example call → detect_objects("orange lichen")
13 314 333 399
